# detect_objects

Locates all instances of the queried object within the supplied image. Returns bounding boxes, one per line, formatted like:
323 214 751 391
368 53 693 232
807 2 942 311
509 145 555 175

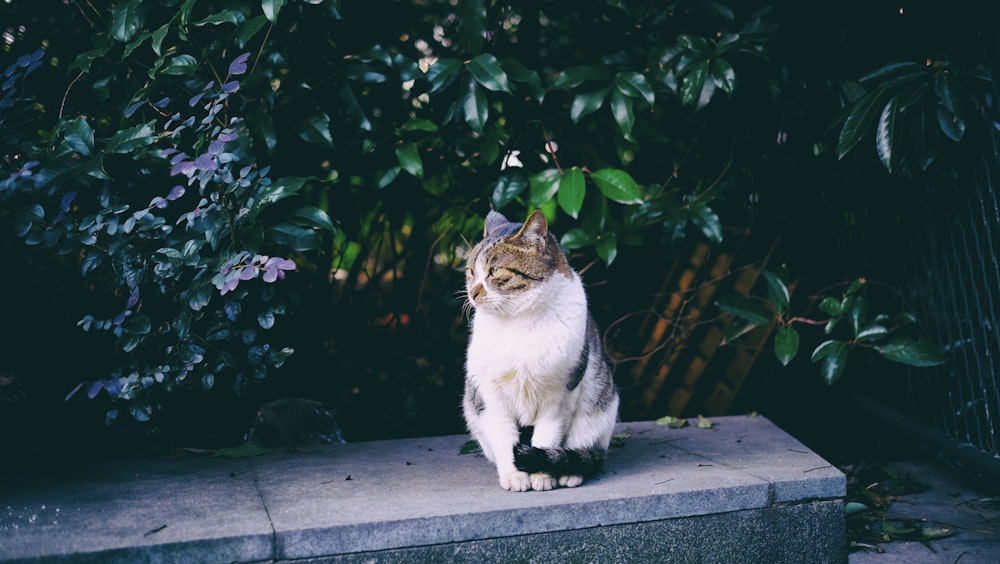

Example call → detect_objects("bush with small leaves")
3 35 330 425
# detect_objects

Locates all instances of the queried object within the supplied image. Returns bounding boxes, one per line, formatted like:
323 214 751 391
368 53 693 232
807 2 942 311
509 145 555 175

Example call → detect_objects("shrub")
2 0 980 440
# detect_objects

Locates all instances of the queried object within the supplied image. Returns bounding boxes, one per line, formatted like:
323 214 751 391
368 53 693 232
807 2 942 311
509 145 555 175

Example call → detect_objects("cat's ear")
484 210 509 236
516 210 548 247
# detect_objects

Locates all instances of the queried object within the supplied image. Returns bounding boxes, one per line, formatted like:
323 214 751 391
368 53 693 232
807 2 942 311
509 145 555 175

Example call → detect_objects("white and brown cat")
463 209 619 492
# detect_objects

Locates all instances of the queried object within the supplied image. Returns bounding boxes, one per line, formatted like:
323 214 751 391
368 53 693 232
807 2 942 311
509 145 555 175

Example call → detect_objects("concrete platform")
0 415 846 562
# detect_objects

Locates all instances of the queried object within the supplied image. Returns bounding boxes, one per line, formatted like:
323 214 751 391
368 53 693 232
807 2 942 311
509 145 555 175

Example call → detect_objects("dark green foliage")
719 274 945 385
0 0 991 446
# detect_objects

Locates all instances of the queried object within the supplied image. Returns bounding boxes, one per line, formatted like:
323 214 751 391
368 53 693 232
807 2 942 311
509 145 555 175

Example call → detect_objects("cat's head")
464 210 573 316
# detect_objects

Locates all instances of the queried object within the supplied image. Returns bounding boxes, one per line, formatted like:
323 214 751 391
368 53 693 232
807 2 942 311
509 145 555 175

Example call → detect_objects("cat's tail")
513 444 606 478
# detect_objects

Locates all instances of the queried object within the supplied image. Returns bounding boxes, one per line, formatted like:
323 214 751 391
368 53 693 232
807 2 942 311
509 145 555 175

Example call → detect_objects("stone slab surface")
0 415 846 562
0 454 273 562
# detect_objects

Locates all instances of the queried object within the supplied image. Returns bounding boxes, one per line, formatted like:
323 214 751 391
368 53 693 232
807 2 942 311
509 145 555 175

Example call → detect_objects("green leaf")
570 87 610 123
459 439 483 455
400 118 438 132
267 222 320 252
934 71 963 116
875 338 946 367
811 339 840 362
262 0 285 23
61 117 95 157
160 54 199 76
463 79 488 134
876 95 904 174
491 169 529 209
106 123 156 153
376 166 401 189
500 58 544 102
342 63 388 84
395 142 423 177
761 270 790 315
258 310 275 329
818 296 843 316
614 72 655 106
238 112 273 156
845 296 867 337
123 29 155 58
427 58 463 93
290 206 336 233
680 61 709 108
193 9 244 26
552 65 612 90
937 106 966 142
339 84 372 131
609 89 635 139
856 324 889 343
110 0 143 42
837 89 888 158
895 81 929 110
297 112 334 148
676 33 711 53
656 415 688 428
774 326 800 366
122 314 152 335
722 318 757 345
235 15 268 49
141 22 168 56
596 232 618 265
820 341 849 385
609 433 630 448
711 58 736 95
457 0 486 54
129 405 151 422
845 278 865 296
467 53 511 93
559 227 593 249
591 169 642 204
716 294 773 325
254 176 307 213
557 167 586 219
688 202 722 243
859 61 926 87
845 502 870 516
528 168 561 206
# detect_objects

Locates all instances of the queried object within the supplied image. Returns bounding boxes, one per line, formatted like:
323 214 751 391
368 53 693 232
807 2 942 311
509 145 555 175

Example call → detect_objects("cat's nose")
470 283 485 303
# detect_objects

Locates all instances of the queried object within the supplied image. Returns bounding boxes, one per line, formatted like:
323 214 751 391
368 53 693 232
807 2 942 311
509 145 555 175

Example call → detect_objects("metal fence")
901 146 1000 459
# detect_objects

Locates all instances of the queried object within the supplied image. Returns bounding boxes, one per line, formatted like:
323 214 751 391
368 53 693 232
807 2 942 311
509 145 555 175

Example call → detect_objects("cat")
462 209 619 492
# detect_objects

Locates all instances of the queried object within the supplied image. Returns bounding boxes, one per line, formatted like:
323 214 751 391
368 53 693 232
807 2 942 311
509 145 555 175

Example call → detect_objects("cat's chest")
467 312 584 378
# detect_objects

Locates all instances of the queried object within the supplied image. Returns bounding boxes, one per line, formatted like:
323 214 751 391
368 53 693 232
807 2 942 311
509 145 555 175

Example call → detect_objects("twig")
417 225 452 314
539 124 564 175
687 134 737 206
657 122 707 197
251 24 273 75
59 72 84 120
788 316 828 326
804 465 833 473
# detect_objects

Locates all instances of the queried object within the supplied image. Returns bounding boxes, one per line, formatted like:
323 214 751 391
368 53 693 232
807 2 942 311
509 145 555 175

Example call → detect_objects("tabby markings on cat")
462 209 619 492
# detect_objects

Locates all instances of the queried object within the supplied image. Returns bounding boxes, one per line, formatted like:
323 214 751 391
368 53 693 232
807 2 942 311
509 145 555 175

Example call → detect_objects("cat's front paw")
500 470 532 492
530 472 556 491
558 474 584 488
